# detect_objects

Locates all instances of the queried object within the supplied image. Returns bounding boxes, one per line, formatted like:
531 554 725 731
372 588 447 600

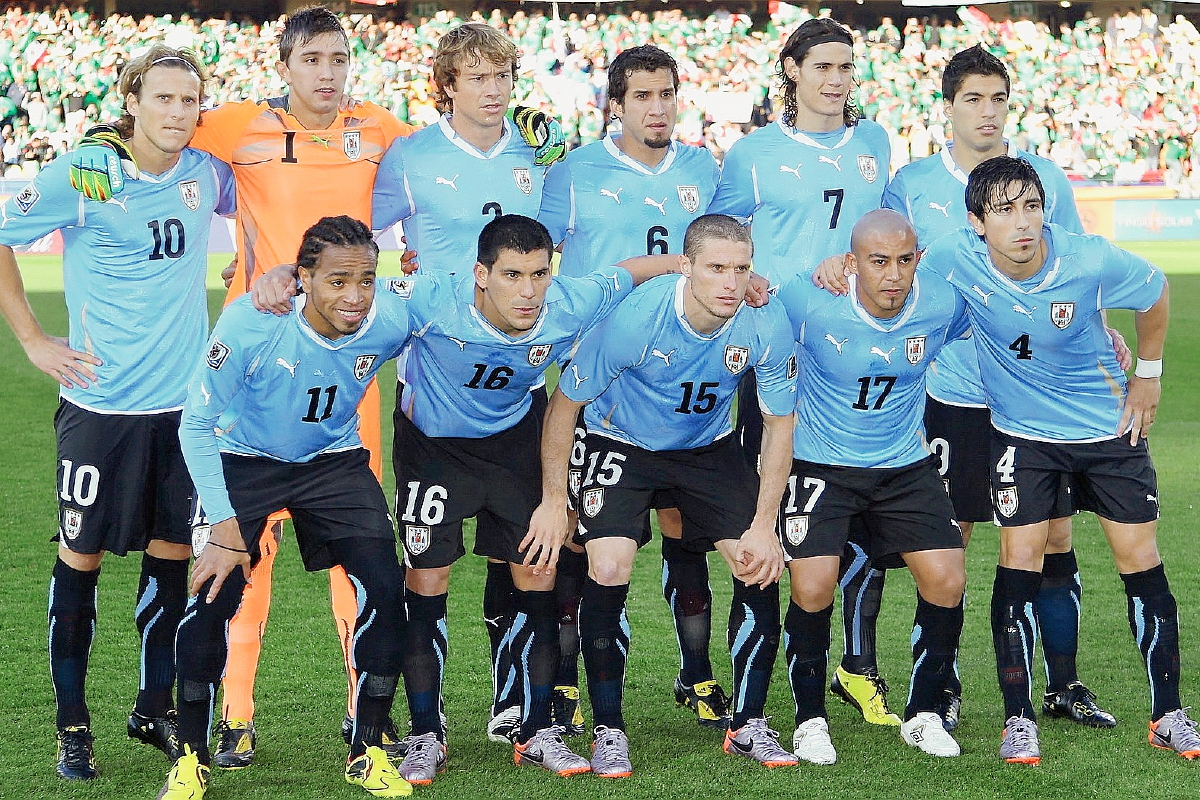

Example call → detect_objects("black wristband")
208 540 248 554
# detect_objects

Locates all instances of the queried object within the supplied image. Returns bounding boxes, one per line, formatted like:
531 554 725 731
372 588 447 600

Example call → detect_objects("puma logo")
643 197 667 216
1012 304 1036 320
600 188 623 204
275 357 299 377
929 200 951 217
778 163 802 179
818 155 843 171
447 336 467 350
972 285 994 305
569 364 588 390
870 346 895 364
435 175 459 191
650 348 675 366
824 334 848 354
199 383 211 405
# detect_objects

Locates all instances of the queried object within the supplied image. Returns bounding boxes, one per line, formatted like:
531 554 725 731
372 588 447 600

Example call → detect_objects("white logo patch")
276 357 299 378
905 336 927 365
785 515 808 546
644 196 667 216
513 167 532 195
582 488 604 518
600 188 622 204
869 346 896 365
724 345 750 375
568 469 582 498
62 508 83 540
354 354 377 381
206 339 231 370
527 344 552 367
779 163 802 179
405 525 431 555
857 154 878 183
179 180 201 211
818 155 843 171
1050 302 1075 330
191 523 211 558
342 130 361 161
387 277 416 299
995 487 1019 518
14 184 40 214
929 201 951 217
435 175 458 191
825 334 848 354
677 185 700 213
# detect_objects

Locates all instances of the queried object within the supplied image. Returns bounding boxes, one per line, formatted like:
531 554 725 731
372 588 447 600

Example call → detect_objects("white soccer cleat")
902 712 961 757
791 717 837 765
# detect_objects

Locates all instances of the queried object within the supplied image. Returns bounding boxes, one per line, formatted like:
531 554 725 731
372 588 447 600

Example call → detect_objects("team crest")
206 339 231 370
179 180 201 211
568 469 582 498
905 336 927 365
405 525 431 555
785 515 808 547
14 184 40 214
582 488 604 518
1050 302 1075 330
513 167 533 195
386 277 416 299
995 487 1019 519
677 185 700 213
61 508 82 541
527 344 553 367
857 154 879 183
354 354 377 381
342 130 361 161
191 523 211 559
724 345 750 375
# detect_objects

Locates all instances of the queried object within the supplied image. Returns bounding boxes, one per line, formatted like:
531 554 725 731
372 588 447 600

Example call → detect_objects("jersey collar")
940 139 1019 185
602 134 679 175
292 294 379 350
438 114 513 159
672 274 741 340
847 272 921 332
775 119 855 151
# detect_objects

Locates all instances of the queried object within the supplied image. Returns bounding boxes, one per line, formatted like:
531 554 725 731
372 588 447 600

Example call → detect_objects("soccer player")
536 44 729 732
709 16 898 727
163 216 413 800
529 214 799 777
0 46 235 780
921 156 1198 764
775 210 967 764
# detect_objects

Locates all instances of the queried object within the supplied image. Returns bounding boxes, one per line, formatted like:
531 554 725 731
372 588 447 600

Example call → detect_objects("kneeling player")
776 210 968 763
165 217 414 799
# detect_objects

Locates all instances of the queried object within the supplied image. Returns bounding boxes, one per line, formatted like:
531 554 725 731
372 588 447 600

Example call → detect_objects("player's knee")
1046 517 1073 551
57 546 103 572
588 557 633 587
406 566 450 596
146 539 192 561
791 581 836 612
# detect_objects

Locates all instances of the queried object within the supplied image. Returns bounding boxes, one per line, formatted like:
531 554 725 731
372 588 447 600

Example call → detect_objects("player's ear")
782 56 800 82
297 265 315 295
678 254 693 278
967 211 986 237
473 260 490 290
845 252 859 275
125 92 140 120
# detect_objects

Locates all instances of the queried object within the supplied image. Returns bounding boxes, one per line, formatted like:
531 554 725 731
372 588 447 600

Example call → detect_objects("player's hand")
744 273 771 308
400 249 419 275
251 263 299 315
733 523 784 588
1107 326 1133 371
812 253 851 295
221 258 237 289
68 124 137 202
520 499 569 576
23 332 102 389
512 105 567 167
1120 375 1160 445
190 518 251 602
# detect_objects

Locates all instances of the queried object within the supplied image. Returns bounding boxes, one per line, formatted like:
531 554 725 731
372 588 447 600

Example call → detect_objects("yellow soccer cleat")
830 666 902 726
346 745 413 797
157 745 209 800
674 677 733 729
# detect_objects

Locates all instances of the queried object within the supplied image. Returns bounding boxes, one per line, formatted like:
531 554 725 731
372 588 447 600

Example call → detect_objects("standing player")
709 17 899 727
536 44 729 732
922 157 1197 764
0 46 235 780
163 217 414 800
775 210 967 764
529 215 799 777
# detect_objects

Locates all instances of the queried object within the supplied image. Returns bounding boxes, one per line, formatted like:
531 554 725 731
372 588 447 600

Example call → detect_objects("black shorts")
989 428 1159 527
393 400 543 569
53 401 193 556
779 456 963 562
221 448 394 572
923 397 994 523
574 433 757 553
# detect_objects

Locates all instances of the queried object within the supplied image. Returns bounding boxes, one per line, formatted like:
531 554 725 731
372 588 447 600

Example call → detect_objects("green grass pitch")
0 246 1197 799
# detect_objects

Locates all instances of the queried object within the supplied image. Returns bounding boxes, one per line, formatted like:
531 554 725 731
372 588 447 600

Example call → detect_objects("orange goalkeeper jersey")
188 96 414 304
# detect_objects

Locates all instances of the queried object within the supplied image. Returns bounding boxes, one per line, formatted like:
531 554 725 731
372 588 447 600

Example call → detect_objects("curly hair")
776 18 861 128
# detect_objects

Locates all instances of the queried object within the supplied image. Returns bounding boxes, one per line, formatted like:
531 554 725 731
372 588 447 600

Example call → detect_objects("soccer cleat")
346 745 413 797
1042 682 1117 729
513 726 592 776
674 677 733 729
551 685 586 736
830 666 902 726
342 714 409 762
128 710 181 759
935 688 962 733
723 718 799 768
901 712 961 757
55 725 98 780
590 725 632 778
157 745 209 800
791 717 837 765
1148 708 1200 760
212 719 256 770
396 732 446 785
487 705 522 744
1000 716 1041 765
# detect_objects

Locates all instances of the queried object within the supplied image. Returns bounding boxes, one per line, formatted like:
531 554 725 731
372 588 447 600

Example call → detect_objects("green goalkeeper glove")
69 124 138 202
511 105 567 167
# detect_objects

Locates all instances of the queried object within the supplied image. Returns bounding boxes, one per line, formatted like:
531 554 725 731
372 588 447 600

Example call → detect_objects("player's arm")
1121 280 1169 445
523 386 587 574
371 139 415 232
735 409 794 588
706 140 757 220
0 245 101 387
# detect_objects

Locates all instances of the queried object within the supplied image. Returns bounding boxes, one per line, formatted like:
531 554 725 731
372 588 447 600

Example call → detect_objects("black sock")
991 566 1041 721
352 673 399 758
661 536 713 685
1121 564 1182 721
49 558 99 730
134 553 188 718
554 549 586 688
404 591 448 739
728 579 780 729
839 540 884 675
579 578 629 731
1038 550 1082 692
906 595 964 719
483 561 517 714
514 589 559 742
783 600 832 726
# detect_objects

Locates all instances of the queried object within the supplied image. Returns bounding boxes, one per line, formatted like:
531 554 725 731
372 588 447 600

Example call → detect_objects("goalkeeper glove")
69 124 138 202
511 105 567 167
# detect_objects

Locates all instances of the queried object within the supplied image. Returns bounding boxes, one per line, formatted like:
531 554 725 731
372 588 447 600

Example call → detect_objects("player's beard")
643 133 671 150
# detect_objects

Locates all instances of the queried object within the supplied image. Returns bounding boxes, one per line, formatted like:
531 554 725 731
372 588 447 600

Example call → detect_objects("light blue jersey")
537 136 719 277
777 273 970 467
0 150 235 413
179 292 413 522
391 267 632 438
372 117 547 272
709 119 890 282
883 143 1082 406
921 223 1165 442
562 274 797 451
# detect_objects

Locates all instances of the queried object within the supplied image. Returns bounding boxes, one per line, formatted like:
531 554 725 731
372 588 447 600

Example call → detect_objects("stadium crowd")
0 3 1196 185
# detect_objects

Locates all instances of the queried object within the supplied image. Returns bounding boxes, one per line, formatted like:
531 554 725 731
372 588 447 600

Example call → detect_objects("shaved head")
847 209 920 320
850 209 917 255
